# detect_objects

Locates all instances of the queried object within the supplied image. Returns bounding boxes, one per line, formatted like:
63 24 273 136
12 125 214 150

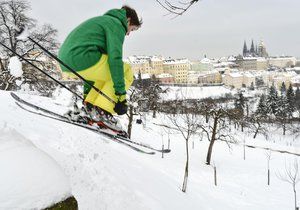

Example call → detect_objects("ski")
11 93 171 154
14 101 155 155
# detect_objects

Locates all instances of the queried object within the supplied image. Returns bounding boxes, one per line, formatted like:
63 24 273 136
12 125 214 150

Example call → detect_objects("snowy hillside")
0 90 299 210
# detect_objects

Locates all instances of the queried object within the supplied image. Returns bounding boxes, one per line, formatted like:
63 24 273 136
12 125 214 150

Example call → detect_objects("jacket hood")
104 9 128 32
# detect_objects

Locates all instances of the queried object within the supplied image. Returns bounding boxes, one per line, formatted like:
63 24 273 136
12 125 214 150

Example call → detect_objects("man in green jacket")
59 6 142 119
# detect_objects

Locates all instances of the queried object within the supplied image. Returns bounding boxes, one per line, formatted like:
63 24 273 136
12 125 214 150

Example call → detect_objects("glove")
114 94 128 115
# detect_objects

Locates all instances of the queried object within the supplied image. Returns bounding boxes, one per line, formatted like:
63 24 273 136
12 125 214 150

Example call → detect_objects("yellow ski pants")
63 55 133 114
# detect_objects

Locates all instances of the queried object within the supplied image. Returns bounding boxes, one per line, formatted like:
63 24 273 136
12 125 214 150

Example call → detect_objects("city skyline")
28 0 300 60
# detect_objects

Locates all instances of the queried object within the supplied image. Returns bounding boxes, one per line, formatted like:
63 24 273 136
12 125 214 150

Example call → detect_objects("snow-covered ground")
161 86 236 100
0 128 71 209
0 89 299 210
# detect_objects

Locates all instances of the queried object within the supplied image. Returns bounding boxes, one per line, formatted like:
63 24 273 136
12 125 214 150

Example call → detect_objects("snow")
8 56 23 77
201 58 211 64
157 73 173 78
0 89 299 210
16 26 30 41
162 86 235 100
0 127 71 209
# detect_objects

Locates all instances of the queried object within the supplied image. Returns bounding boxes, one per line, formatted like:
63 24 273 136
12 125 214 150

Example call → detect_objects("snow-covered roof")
243 72 255 78
134 73 151 79
157 73 174 78
228 72 243 78
269 56 297 60
163 58 189 65
200 58 211 64
256 57 267 62
227 56 236 62
213 62 235 68
243 57 257 60
150 56 163 62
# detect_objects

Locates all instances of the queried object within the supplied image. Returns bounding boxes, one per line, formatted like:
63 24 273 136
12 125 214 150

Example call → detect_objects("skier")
58 5 142 129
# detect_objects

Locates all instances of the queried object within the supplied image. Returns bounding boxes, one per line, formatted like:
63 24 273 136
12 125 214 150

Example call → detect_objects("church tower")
250 39 255 56
243 40 248 57
258 40 268 57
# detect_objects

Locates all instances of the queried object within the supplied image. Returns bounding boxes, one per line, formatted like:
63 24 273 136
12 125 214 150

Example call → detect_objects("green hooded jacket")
58 9 128 95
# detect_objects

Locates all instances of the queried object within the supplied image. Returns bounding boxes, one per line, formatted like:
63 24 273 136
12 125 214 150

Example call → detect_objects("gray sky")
28 0 300 60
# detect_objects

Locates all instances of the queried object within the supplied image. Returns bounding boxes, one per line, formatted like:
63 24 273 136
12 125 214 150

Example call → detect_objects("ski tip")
10 92 17 98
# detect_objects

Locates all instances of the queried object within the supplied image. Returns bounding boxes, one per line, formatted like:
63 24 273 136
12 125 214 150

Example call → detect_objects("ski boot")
64 102 90 124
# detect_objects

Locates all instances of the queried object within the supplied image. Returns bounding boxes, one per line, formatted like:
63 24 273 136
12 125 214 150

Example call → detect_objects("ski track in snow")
0 90 299 210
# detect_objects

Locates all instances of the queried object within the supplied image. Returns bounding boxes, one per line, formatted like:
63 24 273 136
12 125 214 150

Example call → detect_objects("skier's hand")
114 94 128 115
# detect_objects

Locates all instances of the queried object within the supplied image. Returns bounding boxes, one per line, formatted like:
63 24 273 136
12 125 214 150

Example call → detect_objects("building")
197 70 222 85
25 51 62 80
190 61 202 71
268 56 297 68
187 71 200 84
257 40 268 57
269 71 297 89
243 72 256 87
243 39 268 57
223 70 257 89
126 56 152 75
163 58 190 84
149 56 164 75
199 57 214 72
223 71 244 89
157 73 175 84
256 57 268 70
236 56 257 70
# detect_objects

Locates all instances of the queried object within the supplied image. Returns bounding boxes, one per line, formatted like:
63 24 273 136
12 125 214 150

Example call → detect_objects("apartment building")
223 70 255 89
197 70 222 85
157 73 175 84
163 58 190 84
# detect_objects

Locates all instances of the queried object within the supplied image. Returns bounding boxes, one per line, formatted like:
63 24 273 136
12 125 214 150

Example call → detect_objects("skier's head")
122 5 142 36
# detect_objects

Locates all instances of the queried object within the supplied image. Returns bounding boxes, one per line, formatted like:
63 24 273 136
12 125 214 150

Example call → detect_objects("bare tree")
167 111 201 192
156 0 200 16
126 87 143 139
248 115 269 139
278 159 300 210
0 0 59 91
199 105 236 165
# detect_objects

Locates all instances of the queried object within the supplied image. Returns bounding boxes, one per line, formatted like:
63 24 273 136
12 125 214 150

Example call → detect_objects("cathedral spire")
250 39 255 55
243 40 248 57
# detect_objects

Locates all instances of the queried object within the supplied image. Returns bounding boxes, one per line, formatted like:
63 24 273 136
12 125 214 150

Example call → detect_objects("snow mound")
0 127 71 209
8 56 23 77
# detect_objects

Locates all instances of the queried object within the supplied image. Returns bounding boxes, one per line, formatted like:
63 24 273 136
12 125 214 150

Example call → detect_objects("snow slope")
0 128 71 209
0 90 298 210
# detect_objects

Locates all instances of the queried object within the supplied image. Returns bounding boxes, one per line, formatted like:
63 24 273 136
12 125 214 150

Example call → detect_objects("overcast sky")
28 0 300 60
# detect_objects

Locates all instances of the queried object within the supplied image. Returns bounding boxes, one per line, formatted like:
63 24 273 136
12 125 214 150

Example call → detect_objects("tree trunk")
267 169 270 185
0 58 5 71
206 116 218 165
127 106 134 139
294 185 297 210
214 166 217 186
253 122 260 139
182 139 189 192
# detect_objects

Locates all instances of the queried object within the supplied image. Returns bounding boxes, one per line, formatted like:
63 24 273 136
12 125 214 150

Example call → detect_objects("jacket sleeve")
105 24 126 95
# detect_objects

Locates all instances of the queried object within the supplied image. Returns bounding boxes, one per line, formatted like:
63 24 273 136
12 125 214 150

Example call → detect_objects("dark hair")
122 5 142 27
